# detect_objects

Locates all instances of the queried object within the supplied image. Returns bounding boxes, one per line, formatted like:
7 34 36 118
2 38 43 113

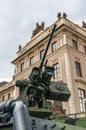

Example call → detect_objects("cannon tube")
0 101 31 130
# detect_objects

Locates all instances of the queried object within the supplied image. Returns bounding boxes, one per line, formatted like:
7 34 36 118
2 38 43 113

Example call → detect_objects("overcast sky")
0 0 86 82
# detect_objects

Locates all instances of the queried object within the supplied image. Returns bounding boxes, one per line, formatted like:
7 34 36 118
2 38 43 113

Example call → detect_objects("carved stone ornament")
82 21 86 28
32 22 45 37
63 13 67 19
18 45 22 51
57 12 61 19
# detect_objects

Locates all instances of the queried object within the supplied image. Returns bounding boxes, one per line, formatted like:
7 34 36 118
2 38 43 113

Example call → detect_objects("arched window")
2 96 5 101
8 93 10 99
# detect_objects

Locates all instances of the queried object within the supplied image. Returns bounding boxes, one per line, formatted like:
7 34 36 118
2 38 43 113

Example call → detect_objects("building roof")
0 81 8 87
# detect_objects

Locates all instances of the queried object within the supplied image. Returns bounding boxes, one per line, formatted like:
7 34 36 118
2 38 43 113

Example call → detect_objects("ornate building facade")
0 13 86 115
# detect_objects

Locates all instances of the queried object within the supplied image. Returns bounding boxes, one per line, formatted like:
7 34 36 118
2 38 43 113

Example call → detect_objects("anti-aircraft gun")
0 24 71 130
16 24 71 109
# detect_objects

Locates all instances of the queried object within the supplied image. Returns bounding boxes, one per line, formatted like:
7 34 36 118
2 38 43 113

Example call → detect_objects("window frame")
75 61 82 77
30 56 34 66
21 62 24 72
78 89 85 112
72 40 78 50
2 95 5 101
53 63 60 79
84 46 86 54
8 93 10 99
40 49 45 60
52 42 57 52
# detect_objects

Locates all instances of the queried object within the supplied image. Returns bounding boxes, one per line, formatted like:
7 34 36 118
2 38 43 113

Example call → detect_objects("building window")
72 40 78 50
8 93 10 99
78 89 85 112
84 46 86 54
2 96 5 101
21 63 24 71
30 56 34 66
52 42 57 52
75 61 82 77
53 63 60 79
40 49 45 60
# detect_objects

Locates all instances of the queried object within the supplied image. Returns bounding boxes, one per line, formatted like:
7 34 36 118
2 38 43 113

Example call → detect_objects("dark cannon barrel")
39 24 56 70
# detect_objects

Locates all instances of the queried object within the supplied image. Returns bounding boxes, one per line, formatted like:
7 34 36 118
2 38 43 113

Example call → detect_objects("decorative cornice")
75 79 86 85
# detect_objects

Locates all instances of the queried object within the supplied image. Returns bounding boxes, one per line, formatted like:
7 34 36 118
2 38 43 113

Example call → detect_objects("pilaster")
64 52 75 114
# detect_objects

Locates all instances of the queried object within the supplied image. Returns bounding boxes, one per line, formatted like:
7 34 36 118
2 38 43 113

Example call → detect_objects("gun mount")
15 24 71 110
0 101 66 130
0 24 71 130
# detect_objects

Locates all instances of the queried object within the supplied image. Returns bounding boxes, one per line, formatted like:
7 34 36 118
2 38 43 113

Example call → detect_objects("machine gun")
15 24 56 107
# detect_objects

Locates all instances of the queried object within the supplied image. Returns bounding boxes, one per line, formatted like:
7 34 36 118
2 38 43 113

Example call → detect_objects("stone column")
13 86 19 99
64 52 75 114
63 33 67 45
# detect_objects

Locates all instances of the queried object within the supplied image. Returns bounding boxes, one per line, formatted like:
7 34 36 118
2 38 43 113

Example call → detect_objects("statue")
18 44 22 51
57 12 61 19
82 21 86 28
63 13 67 19
32 22 45 37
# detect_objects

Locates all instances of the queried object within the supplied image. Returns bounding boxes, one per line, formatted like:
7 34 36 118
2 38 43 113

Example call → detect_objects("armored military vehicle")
0 24 71 130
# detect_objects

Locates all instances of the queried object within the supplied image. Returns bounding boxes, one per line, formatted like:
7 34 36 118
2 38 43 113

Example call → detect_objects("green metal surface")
56 122 86 130
55 116 86 129
28 108 52 118
32 118 86 130
76 117 86 128
1 119 86 130
49 81 71 101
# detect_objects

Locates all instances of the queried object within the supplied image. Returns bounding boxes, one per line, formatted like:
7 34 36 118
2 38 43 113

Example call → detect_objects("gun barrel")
39 24 56 70
0 101 32 130
0 101 10 112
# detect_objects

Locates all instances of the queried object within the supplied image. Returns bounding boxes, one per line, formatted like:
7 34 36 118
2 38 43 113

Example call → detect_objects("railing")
52 112 86 120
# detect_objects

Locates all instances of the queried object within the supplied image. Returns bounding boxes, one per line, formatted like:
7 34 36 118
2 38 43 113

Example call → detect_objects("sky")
0 0 86 82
